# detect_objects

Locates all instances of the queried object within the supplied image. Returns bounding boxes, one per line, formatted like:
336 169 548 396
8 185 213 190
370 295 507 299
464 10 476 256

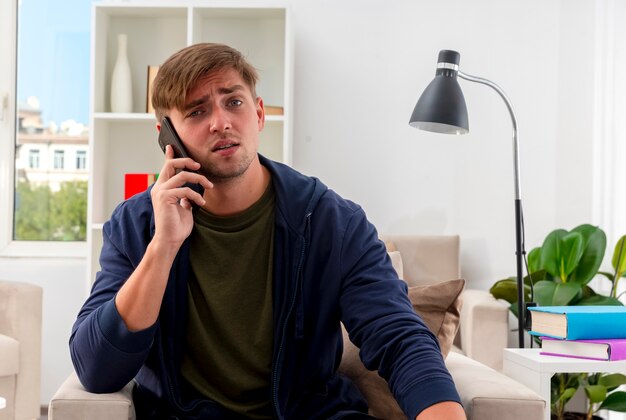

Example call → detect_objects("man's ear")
256 97 265 131
156 122 161 132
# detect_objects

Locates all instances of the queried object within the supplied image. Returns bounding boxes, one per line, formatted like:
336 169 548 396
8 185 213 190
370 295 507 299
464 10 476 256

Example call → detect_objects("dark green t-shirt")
181 184 275 419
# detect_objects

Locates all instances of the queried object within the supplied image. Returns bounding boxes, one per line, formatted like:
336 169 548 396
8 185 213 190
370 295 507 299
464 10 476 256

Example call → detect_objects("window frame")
0 0 84 258
53 149 64 170
76 150 87 170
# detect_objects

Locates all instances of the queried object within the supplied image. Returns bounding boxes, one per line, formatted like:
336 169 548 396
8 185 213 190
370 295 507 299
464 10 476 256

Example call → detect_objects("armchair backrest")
381 235 461 287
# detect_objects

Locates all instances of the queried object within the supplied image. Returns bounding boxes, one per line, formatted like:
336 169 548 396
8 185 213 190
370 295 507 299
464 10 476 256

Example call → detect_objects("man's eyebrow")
217 84 246 95
183 95 208 111
182 85 247 111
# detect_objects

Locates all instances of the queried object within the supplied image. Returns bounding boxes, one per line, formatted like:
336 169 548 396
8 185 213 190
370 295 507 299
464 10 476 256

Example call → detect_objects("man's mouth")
212 141 238 152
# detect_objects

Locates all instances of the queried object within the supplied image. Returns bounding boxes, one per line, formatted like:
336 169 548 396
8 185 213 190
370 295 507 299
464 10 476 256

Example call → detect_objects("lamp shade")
409 50 469 134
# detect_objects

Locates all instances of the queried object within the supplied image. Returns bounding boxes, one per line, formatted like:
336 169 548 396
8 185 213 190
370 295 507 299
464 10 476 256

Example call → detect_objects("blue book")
528 306 626 340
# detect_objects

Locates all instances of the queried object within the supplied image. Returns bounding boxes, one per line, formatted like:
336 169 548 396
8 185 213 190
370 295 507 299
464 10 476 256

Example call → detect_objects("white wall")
0 0 606 407
290 0 597 290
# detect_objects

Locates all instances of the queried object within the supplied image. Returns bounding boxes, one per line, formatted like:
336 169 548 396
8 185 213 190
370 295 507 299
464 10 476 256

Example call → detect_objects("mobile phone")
157 116 204 200
158 116 190 158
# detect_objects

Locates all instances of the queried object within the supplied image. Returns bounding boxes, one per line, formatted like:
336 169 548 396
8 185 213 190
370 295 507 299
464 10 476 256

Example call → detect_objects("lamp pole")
456 71 526 348
409 50 528 348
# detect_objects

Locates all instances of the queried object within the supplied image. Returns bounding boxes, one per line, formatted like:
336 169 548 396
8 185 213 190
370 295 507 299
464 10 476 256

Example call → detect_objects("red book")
124 173 158 199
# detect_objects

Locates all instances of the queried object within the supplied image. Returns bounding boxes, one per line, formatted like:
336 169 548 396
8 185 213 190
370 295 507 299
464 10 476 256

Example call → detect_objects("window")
11 0 90 246
76 150 86 170
28 149 39 169
53 150 64 170
1 0 91 254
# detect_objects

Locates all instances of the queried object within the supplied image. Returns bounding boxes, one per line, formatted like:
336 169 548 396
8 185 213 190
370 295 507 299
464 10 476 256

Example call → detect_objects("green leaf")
528 247 542 273
569 224 607 285
577 294 624 306
585 384 607 404
533 280 581 306
490 279 519 304
560 387 577 403
560 232 584 280
541 229 568 279
613 235 626 278
599 271 617 282
599 373 626 390
533 280 557 306
599 391 626 412
525 269 547 285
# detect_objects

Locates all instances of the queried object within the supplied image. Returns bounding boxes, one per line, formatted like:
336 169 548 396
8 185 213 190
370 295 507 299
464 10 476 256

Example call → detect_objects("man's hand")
114 145 212 332
151 145 213 247
416 401 466 420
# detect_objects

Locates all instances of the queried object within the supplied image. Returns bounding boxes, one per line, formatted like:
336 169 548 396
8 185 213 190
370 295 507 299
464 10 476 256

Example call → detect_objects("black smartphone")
157 116 204 200
158 116 190 158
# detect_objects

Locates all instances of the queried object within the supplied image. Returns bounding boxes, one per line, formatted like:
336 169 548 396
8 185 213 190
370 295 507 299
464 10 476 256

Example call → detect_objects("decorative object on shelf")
124 173 158 200
408 49 530 348
146 65 159 113
110 33 133 113
264 105 284 115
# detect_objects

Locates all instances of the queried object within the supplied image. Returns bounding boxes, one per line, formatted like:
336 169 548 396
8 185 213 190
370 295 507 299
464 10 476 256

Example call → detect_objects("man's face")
166 68 265 183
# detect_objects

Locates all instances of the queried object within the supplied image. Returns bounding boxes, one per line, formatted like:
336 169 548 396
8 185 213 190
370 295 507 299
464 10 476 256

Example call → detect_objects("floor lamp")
408 49 527 348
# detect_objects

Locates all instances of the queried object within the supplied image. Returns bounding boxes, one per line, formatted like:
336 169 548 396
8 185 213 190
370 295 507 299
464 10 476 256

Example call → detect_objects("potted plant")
582 373 626 419
491 224 626 419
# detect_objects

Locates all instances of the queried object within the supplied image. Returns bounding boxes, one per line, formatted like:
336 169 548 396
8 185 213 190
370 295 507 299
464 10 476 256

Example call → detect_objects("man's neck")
200 160 271 217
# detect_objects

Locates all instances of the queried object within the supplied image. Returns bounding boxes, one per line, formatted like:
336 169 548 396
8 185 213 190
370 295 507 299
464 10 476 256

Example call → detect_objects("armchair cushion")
407 279 464 358
339 279 465 419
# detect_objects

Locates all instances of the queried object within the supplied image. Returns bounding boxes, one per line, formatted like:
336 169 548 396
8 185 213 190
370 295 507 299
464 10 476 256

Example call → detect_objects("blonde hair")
151 43 259 122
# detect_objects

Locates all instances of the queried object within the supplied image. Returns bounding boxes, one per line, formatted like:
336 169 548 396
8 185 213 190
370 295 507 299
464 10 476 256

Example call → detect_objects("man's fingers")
154 186 206 208
159 170 213 191
164 144 175 159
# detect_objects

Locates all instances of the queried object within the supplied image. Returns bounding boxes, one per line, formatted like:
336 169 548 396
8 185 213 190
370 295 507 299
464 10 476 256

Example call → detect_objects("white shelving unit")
87 1 292 286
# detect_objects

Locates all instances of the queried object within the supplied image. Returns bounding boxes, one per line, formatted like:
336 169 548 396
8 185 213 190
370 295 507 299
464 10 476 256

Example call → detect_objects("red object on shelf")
124 173 158 199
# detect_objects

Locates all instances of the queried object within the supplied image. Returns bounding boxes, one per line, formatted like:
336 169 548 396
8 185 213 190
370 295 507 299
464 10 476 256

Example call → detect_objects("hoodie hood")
259 154 328 236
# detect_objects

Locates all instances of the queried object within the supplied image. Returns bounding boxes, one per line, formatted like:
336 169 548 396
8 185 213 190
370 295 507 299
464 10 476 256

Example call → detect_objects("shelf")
94 112 156 122
87 2 292 285
94 112 283 123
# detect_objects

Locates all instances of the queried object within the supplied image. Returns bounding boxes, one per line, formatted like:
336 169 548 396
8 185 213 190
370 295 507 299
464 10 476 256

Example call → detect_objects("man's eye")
228 99 243 107
188 109 203 117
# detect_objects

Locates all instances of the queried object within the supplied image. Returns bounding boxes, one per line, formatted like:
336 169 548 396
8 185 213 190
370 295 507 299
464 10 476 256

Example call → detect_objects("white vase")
110 34 133 113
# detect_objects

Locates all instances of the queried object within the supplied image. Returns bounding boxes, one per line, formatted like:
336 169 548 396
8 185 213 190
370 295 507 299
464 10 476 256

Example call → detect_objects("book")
146 65 159 113
124 173 158 199
540 336 626 361
264 105 283 115
528 305 626 340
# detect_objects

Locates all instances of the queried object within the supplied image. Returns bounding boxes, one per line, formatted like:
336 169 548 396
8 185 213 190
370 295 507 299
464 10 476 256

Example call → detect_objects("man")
70 43 465 419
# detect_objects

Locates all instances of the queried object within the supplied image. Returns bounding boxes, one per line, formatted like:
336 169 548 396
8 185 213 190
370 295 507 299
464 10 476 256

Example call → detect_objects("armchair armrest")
0 280 42 420
49 372 135 420
446 352 545 419
458 289 509 371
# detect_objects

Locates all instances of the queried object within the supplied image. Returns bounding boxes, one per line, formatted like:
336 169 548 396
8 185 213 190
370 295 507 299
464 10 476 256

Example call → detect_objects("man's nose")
209 107 231 133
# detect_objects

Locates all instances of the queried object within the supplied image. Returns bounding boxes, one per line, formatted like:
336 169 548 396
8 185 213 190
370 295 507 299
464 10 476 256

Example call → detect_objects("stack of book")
528 306 626 361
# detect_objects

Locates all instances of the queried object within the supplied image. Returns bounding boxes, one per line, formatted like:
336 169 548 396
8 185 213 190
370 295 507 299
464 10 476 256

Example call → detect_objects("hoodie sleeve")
69 197 158 393
338 208 462 419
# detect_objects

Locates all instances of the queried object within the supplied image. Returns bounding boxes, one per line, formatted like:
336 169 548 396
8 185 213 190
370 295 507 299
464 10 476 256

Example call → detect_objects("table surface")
504 348 626 373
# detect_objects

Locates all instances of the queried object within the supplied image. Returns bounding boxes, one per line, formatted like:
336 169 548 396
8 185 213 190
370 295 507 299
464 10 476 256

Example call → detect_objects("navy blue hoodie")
70 155 461 419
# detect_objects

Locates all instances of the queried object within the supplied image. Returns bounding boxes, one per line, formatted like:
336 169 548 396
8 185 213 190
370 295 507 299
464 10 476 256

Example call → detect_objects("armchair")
49 235 544 420
0 280 43 420
381 235 508 371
